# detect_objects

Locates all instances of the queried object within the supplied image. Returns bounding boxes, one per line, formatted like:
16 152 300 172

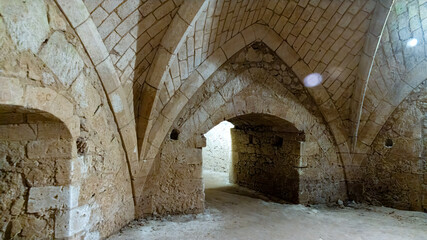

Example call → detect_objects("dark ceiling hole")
170 129 180 140
385 138 393 148
273 136 283 147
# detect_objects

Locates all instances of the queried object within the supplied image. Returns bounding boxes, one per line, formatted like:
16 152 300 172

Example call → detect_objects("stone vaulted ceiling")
74 0 400 159
64 0 401 215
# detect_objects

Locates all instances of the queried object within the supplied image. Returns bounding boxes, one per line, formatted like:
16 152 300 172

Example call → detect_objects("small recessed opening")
170 129 180 140
273 136 283 147
385 138 393 148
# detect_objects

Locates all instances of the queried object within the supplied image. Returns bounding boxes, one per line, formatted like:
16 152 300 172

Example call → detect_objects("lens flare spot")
304 73 323 87
407 38 418 47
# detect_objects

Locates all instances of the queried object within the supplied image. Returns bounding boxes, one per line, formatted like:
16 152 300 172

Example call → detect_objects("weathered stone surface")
2 0 427 238
0 0 49 53
27 186 80 213
39 32 84 88
231 127 301 203
56 0 89 27
0 1 135 239
55 204 91 238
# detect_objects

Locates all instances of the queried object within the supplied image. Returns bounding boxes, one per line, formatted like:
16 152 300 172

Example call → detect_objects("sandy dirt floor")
109 171 427 240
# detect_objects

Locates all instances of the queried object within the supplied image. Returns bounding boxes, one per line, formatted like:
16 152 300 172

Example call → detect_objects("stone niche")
0 105 75 239
229 114 305 203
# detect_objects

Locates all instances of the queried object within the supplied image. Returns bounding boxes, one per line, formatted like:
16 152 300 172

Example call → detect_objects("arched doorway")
202 113 304 204
0 105 75 239
202 121 234 189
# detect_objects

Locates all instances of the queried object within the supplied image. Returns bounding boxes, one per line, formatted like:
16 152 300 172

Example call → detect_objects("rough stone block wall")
141 139 204 216
0 115 72 239
231 127 302 203
0 0 135 238
362 80 427 212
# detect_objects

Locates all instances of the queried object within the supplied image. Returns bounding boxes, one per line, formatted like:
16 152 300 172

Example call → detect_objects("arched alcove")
0 104 76 239
139 76 346 216
227 113 305 203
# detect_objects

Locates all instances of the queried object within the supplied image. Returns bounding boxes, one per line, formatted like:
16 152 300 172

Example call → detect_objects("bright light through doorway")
202 121 234 189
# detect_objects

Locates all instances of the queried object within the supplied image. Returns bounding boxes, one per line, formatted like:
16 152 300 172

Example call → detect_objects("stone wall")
0 0 134 238
141 139 204 216
231 127 303 203
362 80 427 212
0 111 73 239
140 43 347 216
202 121 234 173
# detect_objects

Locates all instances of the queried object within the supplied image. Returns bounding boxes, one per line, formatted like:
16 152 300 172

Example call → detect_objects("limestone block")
177 0 208 25
197 48 227 80
357 53 372 82
47 2 67 31
263 29 282 51
120 121 139 165
76 19 109 65
306 84 330 106
300 142 320 156
96 57 121 94
162 91 188 120
27 139 73 159
319 99 340 122
241 25 256 45
30 90 74 122
363 33 379 57
39 32 84 88
84 231 101 240
56 0 90 27
146 48 172 88
219 76 249 102
232 95 247 116
24 85 57 110
116 10 141 36
404 60 427 88
203 92 226 115
276 42 299 67
161 15 189 54
98 12 121 39
221 33 245 59
0 0 49 54
55 204 91 238
0 124 37 141
148 114 172 149
180 71 204 99
65 115 81 141
0 77 24 105
385 80 413 107
359 120 382 146
37 122 71 139
328 118 347 145
27 186 80 213
369 100 394 125
252 24 268 41
369 2 390 37
110 87 132 128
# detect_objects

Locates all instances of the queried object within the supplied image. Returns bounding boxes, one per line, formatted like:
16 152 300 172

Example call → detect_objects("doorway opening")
201 114 304 203
202 121 234 189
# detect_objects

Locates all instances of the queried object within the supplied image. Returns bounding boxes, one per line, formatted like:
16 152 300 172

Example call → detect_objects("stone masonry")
0 0 426 239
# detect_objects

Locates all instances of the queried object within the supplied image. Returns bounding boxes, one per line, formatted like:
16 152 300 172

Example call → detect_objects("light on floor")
303 73 323 87
407 38 418 47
